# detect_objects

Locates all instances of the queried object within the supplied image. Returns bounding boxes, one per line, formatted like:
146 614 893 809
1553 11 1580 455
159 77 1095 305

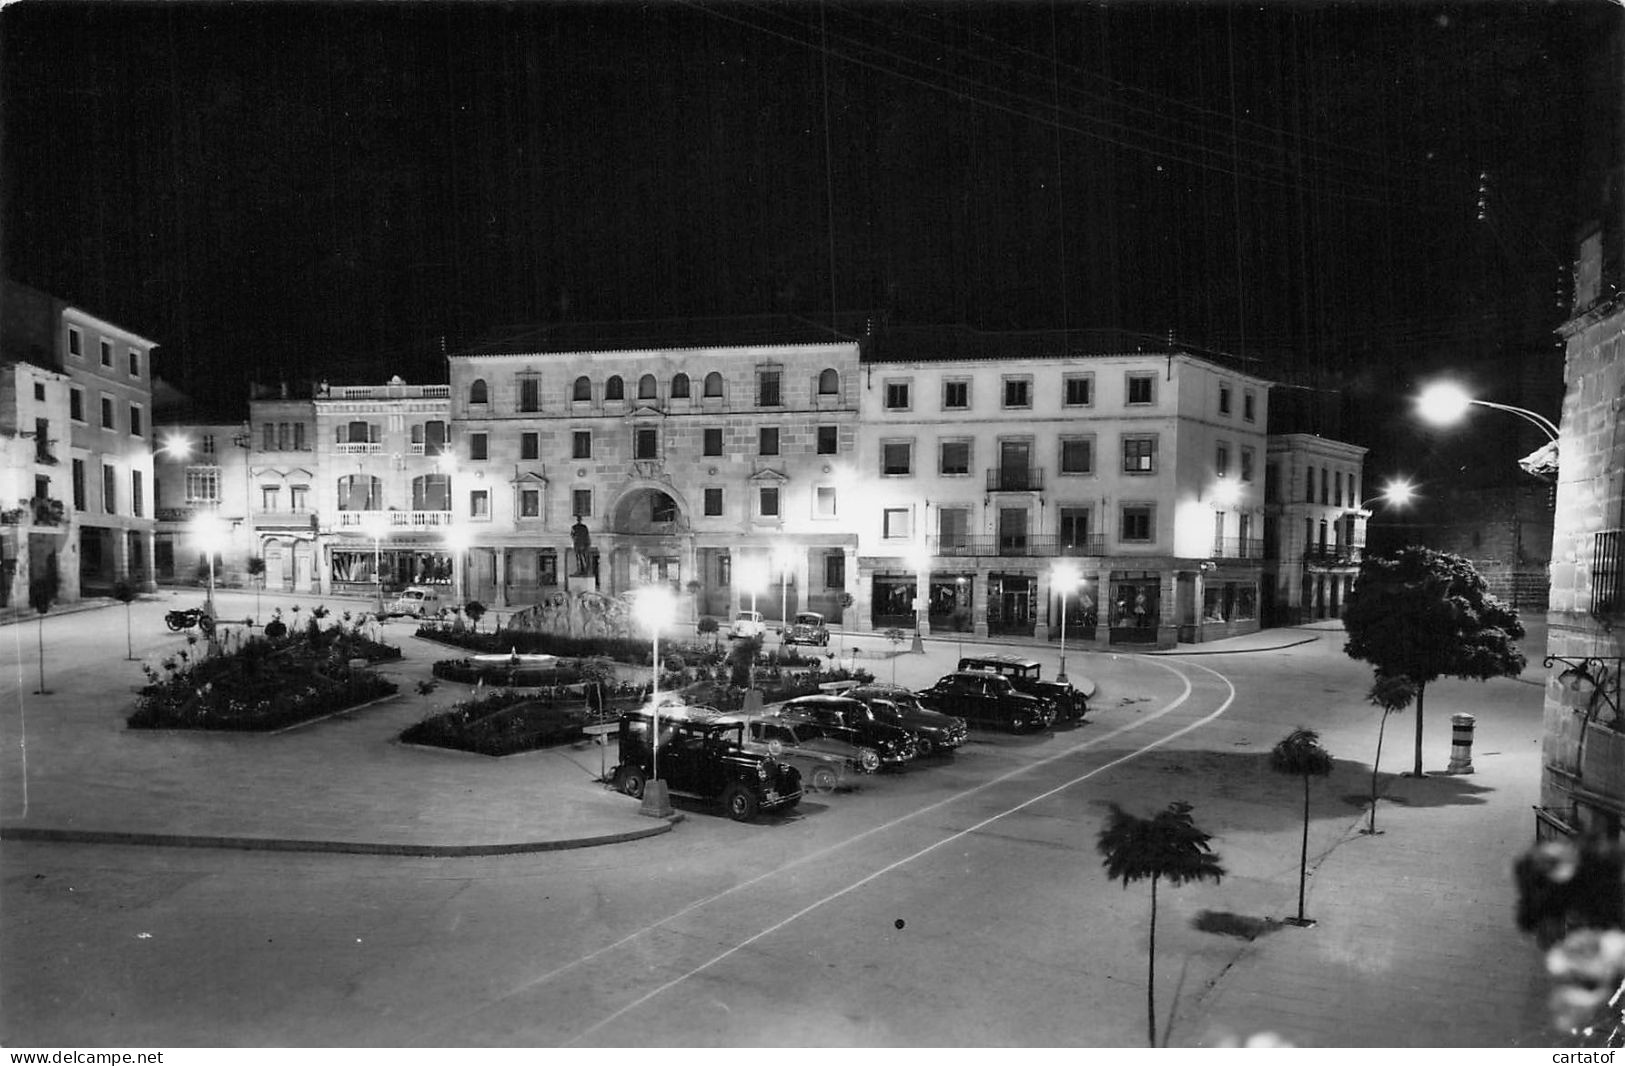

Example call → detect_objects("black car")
845 683 969 756
957 654 1088 722
775 695 919 765
614 706 802 821
916 671 1054 733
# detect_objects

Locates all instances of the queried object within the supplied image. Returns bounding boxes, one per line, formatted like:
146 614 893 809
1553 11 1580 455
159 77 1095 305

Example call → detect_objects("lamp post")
908 543 930 653
955 575 967 661
738 555 769 704
361 511 389 613
634 585 677 817
192 513 226 620
1417 382 1559 441
445 524 470 608
1052 561 1080 683
774 543 794 640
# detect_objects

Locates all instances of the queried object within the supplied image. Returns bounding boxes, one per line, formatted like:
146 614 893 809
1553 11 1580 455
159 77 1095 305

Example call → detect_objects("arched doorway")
608 485 689 594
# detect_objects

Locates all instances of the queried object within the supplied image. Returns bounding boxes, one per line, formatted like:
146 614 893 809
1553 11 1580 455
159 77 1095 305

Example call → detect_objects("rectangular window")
68 328 81 357
1240 447 1255 482
1060 437 1093 475
758 486 780 518
757 368 782 407
72 459 85 510
1321 467 1329 504
704 487 723 516
758 427 780 456
470 490 490 519
1120 504 1154 543
101 395 115 430
186 468 219 504
1059 507 1092 548
1126 374 1156 405
885 380 911 410
69 388 84 422
882 507 912 539
1002 377 1032 408
815 486 837 518
1349 475 1359 507
33 381 45 401
128 349 141 377
703 428 723 456
540 551 558 587
1122 435 1157 474
938 506 970 548
100 340 112 367
521 432 540 460
262 485 281 511
291 485 308 511
131 470 143 517
519 377 540 412
1334 470 1343 506
816 425 838 455
263 422 276 450
102 464 116 513
202 434 215 456
469 432 488 461
277 423 289 450
1306 466 1316 503
824 553 845 590
882 441 913 476
572 488 593 518
1219 383 1232 415
519 488 540 517
939 440 971 476
635 427 659 460
1243 390 1257 422
294 423 305 450
1063 375 1094 407
129 405 143 437
943 380 969 409
1215 441 1230 477
572 431 592 459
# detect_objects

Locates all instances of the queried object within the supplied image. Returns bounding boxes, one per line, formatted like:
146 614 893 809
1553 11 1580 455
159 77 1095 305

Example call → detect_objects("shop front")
1109 570 1162 645
986 572 1035 637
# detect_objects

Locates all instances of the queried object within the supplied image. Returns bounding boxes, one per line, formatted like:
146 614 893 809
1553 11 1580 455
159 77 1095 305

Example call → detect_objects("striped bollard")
1447 713 1476 774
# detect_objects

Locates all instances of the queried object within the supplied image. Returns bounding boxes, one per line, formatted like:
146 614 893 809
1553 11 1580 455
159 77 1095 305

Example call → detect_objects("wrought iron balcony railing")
985 466 1045 492
1212 537 1265 560
927 533 1106 558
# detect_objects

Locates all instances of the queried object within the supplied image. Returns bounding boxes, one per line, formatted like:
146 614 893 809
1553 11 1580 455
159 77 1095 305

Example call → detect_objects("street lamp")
1378 478 1416 508
192 513 227 620
907 542 931 653
1416 382 1558 442
737 555 770 701
634 585 677 817
1052 561 1080 683
955 575 967 661
445 524 470 608
360 511 390 613
774 543 795 639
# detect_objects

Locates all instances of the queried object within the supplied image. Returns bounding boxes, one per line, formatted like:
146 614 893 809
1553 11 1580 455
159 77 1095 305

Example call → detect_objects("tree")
1363 673 1416 834
1097 800 1225 1047
697 615 719 651
1270 728 1334 925
113 579 139 660
29 568 58 695
883 627 905 682
1343 547 1526 777
463 600 486 633
246 555 265 624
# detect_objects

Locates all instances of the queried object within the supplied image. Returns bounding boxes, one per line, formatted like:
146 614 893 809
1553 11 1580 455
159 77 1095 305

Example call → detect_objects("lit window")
815 486 837 518
1122 435 1157 474
470 490 490 519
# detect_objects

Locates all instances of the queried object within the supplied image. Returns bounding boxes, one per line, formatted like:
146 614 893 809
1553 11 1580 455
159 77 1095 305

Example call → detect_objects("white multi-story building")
0 360 74 608
151 420 253 589
1264 434 1370 624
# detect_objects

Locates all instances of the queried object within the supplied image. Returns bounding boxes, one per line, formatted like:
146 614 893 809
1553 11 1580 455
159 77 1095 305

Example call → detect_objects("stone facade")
1264 434 1369 626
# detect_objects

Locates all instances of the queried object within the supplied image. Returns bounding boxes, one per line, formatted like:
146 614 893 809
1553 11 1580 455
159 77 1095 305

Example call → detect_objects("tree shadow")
1191 909 1287 941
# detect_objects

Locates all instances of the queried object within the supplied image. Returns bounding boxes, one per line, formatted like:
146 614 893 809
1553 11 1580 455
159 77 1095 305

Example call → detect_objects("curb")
1144 635 1321 656
0 814 683 857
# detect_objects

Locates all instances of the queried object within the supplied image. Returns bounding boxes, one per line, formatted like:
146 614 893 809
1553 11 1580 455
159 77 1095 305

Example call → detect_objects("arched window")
670 373 691 398
605 375 625 401
572 376 591 401
818 368 840 395
337 474 382 511
703 371 724 398
469 379 488 405
638 374 658 400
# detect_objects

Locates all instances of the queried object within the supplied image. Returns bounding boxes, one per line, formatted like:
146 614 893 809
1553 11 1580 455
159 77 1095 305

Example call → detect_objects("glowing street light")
634 584 677 814
445 524 470 607
360 510 390 612
1052 561 1080 683
1416 382 1558 442
773 543 795 639
1379 478 1416 508
191 512 228 620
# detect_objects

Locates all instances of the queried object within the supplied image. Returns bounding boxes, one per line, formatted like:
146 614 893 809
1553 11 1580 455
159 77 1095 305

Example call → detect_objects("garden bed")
401 689 594 756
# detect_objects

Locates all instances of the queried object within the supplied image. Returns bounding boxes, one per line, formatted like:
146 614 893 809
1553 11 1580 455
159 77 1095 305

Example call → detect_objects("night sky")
3 0 1618 486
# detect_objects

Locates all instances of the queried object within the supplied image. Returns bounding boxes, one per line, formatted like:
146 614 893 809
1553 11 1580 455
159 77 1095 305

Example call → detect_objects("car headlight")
757 761 769 779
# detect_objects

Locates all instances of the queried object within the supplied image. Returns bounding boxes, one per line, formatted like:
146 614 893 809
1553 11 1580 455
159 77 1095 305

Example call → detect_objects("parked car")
916 671 1054 733
783 611 830 646
957 654 1088 721
613 705 802 821
716 713 875 792
386 585 445 617
845 683 969 756
728 610 767 639
774 695 919 766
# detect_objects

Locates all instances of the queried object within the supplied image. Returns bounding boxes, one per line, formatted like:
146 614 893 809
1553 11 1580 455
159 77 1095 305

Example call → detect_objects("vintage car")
715 713 876 792
956 654 1088 721
916 671 1054 733
728 610 767 640
783 611 831 646
386 585 445 617
845 683 969 756
773 695 919 766
613 705 801 821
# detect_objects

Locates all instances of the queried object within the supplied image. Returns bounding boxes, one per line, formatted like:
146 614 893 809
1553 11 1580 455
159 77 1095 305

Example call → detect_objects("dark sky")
3 0 1618 482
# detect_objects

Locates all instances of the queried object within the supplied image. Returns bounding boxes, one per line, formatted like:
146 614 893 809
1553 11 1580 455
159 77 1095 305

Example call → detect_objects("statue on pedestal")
570 516 591 577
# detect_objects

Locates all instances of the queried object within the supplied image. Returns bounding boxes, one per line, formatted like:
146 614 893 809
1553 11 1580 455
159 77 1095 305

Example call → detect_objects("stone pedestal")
565 574 596 594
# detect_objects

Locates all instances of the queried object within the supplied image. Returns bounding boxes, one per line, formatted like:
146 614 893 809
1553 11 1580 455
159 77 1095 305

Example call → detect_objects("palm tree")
1097 800 1225 1047
1270 728 1334 925
1364 674 1416 835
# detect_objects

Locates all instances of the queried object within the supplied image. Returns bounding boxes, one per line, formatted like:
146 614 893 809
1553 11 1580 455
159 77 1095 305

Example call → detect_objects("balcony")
336 442 383 455
927 534 1105 558
1303 544 1363 565
336 509 453 529
253 509 317 530
1212 537 1265 560
986 466 1044 492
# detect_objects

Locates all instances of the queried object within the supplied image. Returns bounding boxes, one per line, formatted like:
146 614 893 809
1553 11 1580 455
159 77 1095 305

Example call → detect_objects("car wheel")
915 736 933 758
721 784 758 822
618 766 646 799
810 766 838 793
857 748 882 773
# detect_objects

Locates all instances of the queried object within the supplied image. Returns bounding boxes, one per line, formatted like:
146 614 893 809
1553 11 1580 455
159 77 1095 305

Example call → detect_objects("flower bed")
127 614 401 731
401 688 591 756
431 656 587 687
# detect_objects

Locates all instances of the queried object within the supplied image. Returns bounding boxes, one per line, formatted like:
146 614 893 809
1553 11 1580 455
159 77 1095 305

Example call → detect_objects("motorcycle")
165 607 215 635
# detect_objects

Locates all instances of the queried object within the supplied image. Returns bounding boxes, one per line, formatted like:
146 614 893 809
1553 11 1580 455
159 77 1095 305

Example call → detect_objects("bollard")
1447 712 1476 774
